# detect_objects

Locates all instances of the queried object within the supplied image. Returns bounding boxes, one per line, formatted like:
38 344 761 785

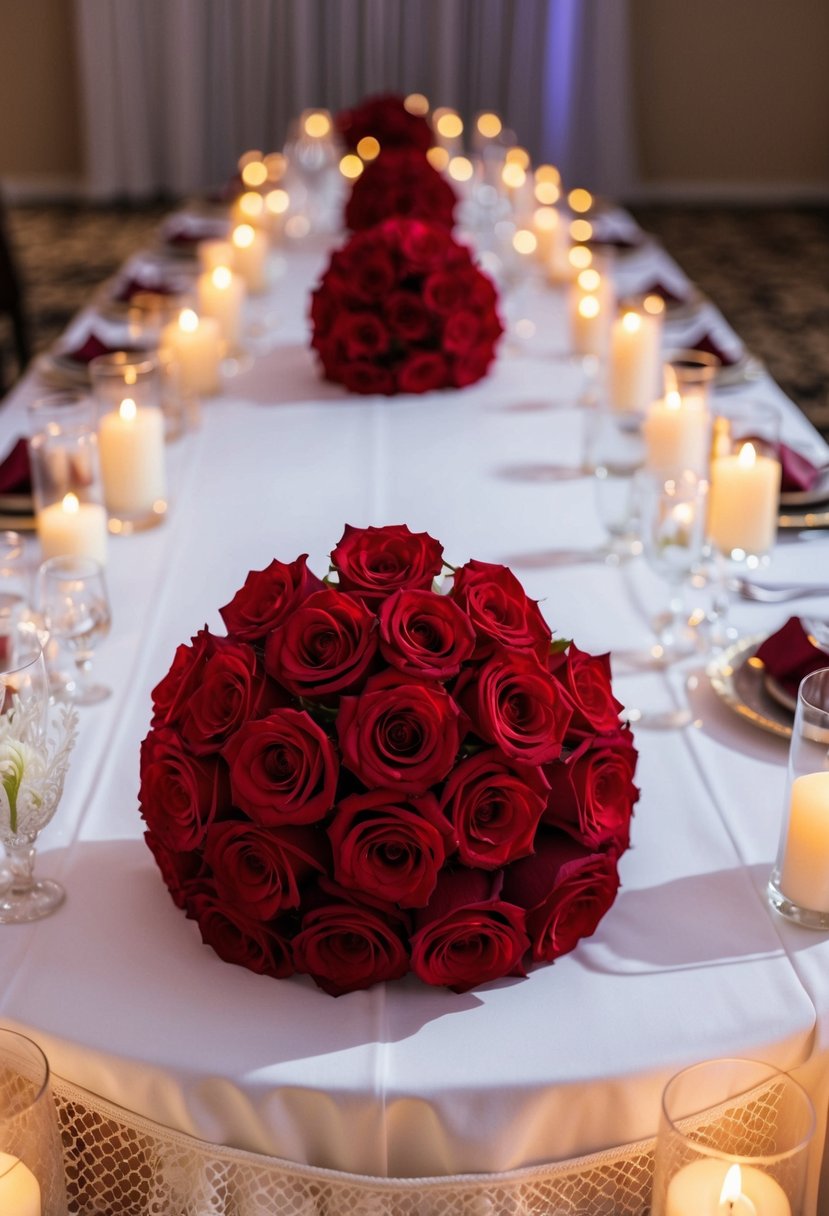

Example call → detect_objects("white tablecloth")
2 220 829 1207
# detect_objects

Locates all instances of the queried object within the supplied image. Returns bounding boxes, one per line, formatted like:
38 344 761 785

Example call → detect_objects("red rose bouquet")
140 524 638 996
345 147 457 232
336 93 434 154
310 218 504 395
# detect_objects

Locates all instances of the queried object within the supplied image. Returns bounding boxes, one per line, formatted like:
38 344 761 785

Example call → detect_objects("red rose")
502 830 621 962
549 644 624 737
187 887 293 978
219 555 323 642
439 748 547 869
264 588 377 699
543 729 639 850
293 887 410 995
150 628 218 729
452 344 498 389
397 219 454 272
423 272 469 316
144 830 205 910
328 789 454 907
457 648 573 766
410 869 529 992
331 311 390 361
337 671 461 794
203 820 327 920
450 560 552 659
349 247 397 303
344 149 457 232
386 292 433 343
337 361 395 395
331 523 444 607
396 352 449 393
443 310 482 355
139 727 228 851
335 93 433 154
377 587 475 679
179 638 275 756
222 709 339 825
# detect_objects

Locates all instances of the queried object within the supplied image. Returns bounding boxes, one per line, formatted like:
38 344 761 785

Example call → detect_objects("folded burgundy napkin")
63 333 140 365
0 438 31 495
114 276 178 304
778 443 823 493
755 616 829 699
163 217 228 247
689 332 739 368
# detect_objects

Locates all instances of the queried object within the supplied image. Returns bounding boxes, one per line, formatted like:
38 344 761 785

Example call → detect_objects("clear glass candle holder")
652 1058 815 1216
664 348 720 413
708 400 782 568
768 667 829 929
27 393 108 568
0 1029 67 1215
89 353 167 534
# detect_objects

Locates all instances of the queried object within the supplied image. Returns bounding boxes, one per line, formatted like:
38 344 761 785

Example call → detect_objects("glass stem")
74 653 93 693
4 839 36 896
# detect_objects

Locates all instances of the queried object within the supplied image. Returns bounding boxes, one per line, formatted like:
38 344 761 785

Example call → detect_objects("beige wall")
0 0 82 190
1 1 828 200
630 0 829 196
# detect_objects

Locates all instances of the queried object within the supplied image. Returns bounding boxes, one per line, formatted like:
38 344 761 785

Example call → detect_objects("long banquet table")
2 211 829 1215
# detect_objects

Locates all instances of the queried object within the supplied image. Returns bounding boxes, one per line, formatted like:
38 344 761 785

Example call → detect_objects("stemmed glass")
37 555 112 705
0 622 77 923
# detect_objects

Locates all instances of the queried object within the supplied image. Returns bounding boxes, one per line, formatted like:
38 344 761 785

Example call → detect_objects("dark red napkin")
0 438 31 495
778 443 822 493
689 332 739 368
755 616 829 699
114 276 178 304
64 333 140 364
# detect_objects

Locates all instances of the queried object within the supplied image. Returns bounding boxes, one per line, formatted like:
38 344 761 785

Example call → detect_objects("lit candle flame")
568 187 593 213
180 308 199 333
356 136 380 161
501 163 526 189
738 442 757 468
448 156 473 183
622 311 641 334
570 219 593 243
265 188 290 215
436 111 463 139
304 112 331 138
666 390 682 411
119 397 137 422
579 296 600 319
404 92 429 116
211 266 232 290
533 207 557 232
720 1163 743 1206
477 112 502 138
513 229 537 255
569 246 593 270
233 224 255 249
62 492 79 515
339 154 363 180
578 268 601 293
643 293 665 315
241 160 267 188
238 191 264 219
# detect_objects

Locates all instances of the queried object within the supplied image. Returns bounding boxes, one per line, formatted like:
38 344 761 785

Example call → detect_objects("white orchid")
0 696 78 840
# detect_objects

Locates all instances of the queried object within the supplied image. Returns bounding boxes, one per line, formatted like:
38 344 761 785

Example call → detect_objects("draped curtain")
74 0 635 200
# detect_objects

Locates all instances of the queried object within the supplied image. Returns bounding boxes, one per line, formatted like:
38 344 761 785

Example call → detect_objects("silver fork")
732 578 829 604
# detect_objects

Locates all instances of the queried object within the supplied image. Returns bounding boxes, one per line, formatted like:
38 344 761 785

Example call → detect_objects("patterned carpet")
2 202 828 438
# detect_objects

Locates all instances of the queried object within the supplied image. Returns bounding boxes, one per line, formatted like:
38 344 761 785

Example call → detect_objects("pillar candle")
569 269 613 358
707 442 781 558
36 493 108 566
609 308 663 412
198 239 234 273
98 397 166 518
643 391 710 476
231 223 268 293
197 265 245 350
161 308 222 397
0 1152 41 1216
780 771 829 911
665 1159 790 1216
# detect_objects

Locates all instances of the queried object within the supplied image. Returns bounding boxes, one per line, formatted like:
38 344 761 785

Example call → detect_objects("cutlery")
732 579 829 604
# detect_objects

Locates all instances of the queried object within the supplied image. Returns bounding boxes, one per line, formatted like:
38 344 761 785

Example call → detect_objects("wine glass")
0 621 77 924
637 469 709 663
584 405 646 563
37 555 112 705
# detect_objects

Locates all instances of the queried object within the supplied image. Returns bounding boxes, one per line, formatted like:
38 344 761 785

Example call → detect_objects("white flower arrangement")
0 695 79 840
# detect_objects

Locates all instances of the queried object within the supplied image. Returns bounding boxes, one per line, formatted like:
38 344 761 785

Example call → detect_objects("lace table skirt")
53 1076 655 1216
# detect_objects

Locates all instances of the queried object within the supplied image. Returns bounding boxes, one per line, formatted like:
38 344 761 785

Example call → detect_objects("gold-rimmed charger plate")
706 634 794 739
778 506 829 530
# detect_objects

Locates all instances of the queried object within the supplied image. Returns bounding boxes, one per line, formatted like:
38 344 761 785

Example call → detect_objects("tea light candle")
197 265 245 350
198 239 234 273
37 492 108 566
707 442 781 559
231 223 268 293
643 391 710 476
779 772 829 911
610 308 663 412
161 308 222 397
98 397 166 518
665 1159 789 1216
0 1151 41 1216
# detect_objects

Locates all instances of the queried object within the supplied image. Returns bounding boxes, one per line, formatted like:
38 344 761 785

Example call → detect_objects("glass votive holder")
708 401 782 568
27 394 108 567
608 294 664 413
0 1027 68 1215
664 348 720 413
768 667 829 929
0 530 32 626
89 354 167 535
159 306 222 401
652 1057 815 1216
583 406 645 559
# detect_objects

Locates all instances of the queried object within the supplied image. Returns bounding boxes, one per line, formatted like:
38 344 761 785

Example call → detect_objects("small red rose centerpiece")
336 93 434 155
140 524 638 996
310 218 504 395
345 147 458 233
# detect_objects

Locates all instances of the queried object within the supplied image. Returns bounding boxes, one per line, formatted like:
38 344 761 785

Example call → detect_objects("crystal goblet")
37 555 112 705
